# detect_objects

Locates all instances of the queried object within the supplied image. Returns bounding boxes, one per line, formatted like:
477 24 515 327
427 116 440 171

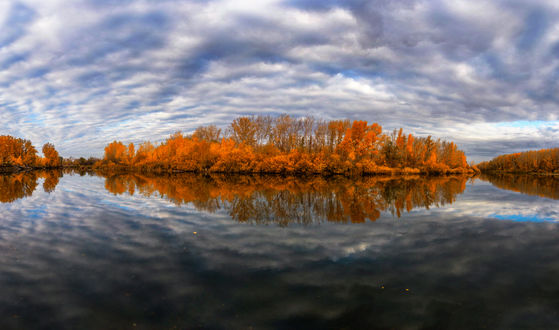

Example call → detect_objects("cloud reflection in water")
1 172 559 328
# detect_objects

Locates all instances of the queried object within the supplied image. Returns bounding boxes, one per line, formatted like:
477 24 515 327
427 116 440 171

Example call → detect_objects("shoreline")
0 165 478 178
91 165 476 177
0 166 65 174
480 170 559 176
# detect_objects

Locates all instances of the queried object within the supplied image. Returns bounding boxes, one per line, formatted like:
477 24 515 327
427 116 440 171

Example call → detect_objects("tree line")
477 148 559 173
0 135 61 170
95 115 473 175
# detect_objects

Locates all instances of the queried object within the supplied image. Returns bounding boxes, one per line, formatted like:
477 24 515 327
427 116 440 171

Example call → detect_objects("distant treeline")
63 157 100 167
94 115 474 175
477 148 559 174
0 135 61 171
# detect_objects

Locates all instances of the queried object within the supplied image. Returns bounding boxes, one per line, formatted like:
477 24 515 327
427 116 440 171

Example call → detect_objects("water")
1 171 559 329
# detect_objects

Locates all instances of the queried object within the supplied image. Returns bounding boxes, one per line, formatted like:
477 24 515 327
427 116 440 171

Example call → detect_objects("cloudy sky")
1 0 559 161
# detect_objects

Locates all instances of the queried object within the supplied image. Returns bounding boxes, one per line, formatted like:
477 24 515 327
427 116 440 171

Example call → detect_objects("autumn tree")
338 121 382 162
42 143 61 167
327 120 351 152
95 115 472 175
103 141 127 164
230 117 258 146
477 148 559 173
193 125 222 142
0 136 38 167
127 143 135 165
272 115 296 152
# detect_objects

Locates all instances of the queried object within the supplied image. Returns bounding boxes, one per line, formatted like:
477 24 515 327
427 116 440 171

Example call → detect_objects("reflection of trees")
0 172 39 203
480 173 559 200
40 170 62 193
0 170 63 203
101 172 469 225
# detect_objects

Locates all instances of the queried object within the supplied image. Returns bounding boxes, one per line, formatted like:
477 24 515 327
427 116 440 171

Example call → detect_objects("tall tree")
42 143 61 167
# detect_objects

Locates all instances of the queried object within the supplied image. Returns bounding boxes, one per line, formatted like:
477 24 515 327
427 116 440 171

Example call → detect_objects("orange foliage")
42 143 61 167
477 148 559 173
0 136 63 169
0 136 38 167
95 115 473 175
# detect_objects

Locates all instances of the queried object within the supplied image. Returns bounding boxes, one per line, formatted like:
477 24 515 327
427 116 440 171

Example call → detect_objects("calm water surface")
1 171 559 329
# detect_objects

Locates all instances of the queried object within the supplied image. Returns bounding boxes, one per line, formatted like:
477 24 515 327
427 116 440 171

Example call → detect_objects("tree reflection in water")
0 172 39 203
479 173 559 200
0 170 475 222
42 170 62 193
0 170 63 203
101 173 470 225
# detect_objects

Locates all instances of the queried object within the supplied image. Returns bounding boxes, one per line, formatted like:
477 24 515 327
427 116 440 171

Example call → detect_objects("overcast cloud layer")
1 0 559 160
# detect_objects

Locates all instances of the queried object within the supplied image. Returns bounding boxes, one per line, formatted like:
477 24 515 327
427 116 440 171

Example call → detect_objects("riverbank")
0 166 33 174
92 163 477 177
0 165 65 174
480 170 559 176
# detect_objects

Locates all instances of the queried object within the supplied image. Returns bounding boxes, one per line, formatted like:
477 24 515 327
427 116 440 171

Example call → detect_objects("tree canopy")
95 115 472 175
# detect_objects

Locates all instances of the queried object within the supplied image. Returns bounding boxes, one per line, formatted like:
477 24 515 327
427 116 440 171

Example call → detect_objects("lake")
1 171 559 329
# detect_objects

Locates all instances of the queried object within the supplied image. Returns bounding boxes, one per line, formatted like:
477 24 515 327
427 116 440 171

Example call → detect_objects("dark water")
1 171 559 329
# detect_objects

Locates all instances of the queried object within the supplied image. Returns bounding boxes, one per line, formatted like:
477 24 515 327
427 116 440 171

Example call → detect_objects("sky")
1 0 559 161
